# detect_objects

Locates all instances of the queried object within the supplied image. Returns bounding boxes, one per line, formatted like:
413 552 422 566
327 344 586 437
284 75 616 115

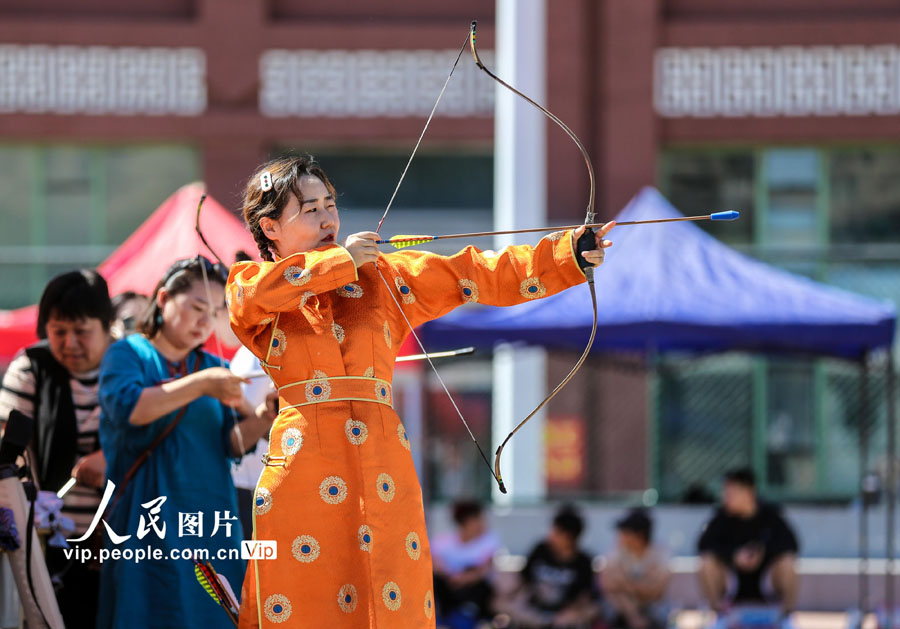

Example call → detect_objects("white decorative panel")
655 46 900 117
260 49 494 118
0 45 206 116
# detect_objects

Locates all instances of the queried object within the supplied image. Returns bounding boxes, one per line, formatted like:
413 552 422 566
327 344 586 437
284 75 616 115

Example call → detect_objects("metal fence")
420 250 900 506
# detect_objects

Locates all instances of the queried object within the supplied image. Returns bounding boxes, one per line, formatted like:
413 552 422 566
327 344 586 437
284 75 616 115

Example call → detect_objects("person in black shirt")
697 468 799 615
500 504 600 628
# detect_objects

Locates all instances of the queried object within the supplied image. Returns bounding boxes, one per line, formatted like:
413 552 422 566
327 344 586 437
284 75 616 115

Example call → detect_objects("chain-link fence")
420 252 900 507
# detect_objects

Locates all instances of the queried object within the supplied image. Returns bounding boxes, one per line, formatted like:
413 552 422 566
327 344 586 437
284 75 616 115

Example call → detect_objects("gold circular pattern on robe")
291 535 320 563
319 476 348 505
363 366 375 378
358 525 373 552
382 581 402 611
405 532 421 560
336 283 364 299
425 590 434 619
299 290 315 308
397 423 411 451
283 266 311 286
254 486 273 515
270 329 287 357
458 279 479 303
345 419 368 445
383 321 392 348
337 584 358 613
394 276 416 304
546 230 566 242
281 428 303 456
520 277 547 300
375 381 391 405
263 594 292 623
376 473 396 502
332 321 345 344
305 370 331 403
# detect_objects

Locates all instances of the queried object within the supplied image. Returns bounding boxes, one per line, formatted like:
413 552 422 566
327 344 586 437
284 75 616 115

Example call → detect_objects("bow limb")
195 193 247 457
469 20 600 494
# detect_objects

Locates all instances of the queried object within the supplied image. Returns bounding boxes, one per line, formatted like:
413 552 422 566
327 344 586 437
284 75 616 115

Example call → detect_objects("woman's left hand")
71 450 106 488
573 221 615 267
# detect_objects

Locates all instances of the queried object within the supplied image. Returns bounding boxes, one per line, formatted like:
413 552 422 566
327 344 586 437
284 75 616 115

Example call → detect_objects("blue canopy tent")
422 187 897 612
422 187 896 359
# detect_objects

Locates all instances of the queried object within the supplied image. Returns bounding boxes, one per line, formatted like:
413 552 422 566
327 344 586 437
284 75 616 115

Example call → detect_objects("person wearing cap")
697 467 799 617
603 508 670 629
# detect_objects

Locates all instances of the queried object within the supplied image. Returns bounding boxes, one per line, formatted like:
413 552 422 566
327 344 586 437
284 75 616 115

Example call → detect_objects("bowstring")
374 35 470 235
375 33 501 484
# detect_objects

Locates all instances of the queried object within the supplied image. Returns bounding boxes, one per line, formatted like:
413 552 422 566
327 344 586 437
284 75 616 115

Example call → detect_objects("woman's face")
157 280 226 350
263 175 340 258
46 316 110 374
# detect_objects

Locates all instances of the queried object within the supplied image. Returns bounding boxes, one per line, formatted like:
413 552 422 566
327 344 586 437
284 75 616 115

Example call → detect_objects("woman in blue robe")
97 257 275 628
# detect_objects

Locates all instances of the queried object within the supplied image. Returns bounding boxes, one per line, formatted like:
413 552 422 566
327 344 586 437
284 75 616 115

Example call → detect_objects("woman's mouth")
320 234 335 244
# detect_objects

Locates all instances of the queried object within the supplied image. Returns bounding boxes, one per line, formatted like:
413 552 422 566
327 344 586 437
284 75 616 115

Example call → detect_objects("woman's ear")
156 287 169 311
259 216 279 241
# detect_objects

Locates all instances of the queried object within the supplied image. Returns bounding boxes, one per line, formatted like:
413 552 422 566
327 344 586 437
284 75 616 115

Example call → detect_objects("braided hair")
242 155 337 262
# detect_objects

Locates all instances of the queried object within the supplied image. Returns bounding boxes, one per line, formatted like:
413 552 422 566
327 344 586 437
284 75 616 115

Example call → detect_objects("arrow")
376 211 740 249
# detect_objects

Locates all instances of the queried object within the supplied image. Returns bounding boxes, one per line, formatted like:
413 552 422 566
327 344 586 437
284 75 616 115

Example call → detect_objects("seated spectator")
110 291 149 339
603 508 670 629
431 499 501 627
697 467 799 617
499 504 600 629
0 269 114 625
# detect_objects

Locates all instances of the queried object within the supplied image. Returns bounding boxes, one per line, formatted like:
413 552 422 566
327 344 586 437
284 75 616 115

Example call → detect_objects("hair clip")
260 171 273 192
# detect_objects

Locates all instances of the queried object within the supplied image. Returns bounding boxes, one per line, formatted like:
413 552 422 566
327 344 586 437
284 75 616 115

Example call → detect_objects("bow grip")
575 227 597 273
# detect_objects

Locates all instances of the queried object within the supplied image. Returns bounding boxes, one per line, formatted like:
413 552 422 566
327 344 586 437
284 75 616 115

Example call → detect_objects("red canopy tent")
0 182 421 366
0 183 257 363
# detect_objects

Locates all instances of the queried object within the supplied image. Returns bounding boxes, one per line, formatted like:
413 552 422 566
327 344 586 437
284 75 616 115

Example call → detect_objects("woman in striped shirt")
0 268 114 625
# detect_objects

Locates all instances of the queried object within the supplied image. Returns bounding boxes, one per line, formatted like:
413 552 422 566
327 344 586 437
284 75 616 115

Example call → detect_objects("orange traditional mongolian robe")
227 230 586 628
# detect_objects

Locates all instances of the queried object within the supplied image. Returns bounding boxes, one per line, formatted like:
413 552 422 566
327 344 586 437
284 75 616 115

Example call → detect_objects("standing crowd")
0 261 276 629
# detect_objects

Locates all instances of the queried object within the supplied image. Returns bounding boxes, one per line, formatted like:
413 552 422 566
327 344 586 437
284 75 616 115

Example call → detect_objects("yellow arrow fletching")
195 564 223 606
387 235 434 249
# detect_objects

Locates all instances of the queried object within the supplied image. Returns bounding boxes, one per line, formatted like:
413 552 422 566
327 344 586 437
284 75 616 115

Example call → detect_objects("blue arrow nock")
710 210 740 221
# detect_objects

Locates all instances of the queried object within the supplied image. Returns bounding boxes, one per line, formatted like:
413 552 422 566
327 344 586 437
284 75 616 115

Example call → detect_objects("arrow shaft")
377 215 716 245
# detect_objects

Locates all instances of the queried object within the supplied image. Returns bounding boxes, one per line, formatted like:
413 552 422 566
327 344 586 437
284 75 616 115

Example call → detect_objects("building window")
274 148 494 255
830 149 900 243
658 145 899 501
0 144 199 310
662 149 755 246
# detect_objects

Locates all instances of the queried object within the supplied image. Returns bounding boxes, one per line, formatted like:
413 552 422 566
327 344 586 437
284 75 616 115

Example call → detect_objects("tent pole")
860 354 870 618
888 352 896 629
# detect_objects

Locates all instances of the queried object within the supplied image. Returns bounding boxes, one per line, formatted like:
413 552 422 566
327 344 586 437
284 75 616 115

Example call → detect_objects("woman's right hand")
343 231 380 268
198 367 249 407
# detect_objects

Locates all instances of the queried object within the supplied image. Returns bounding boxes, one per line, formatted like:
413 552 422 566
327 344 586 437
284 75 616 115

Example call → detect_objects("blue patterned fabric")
97 334 243 628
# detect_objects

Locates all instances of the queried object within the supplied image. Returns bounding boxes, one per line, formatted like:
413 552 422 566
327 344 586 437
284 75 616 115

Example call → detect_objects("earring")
155 312 163 326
